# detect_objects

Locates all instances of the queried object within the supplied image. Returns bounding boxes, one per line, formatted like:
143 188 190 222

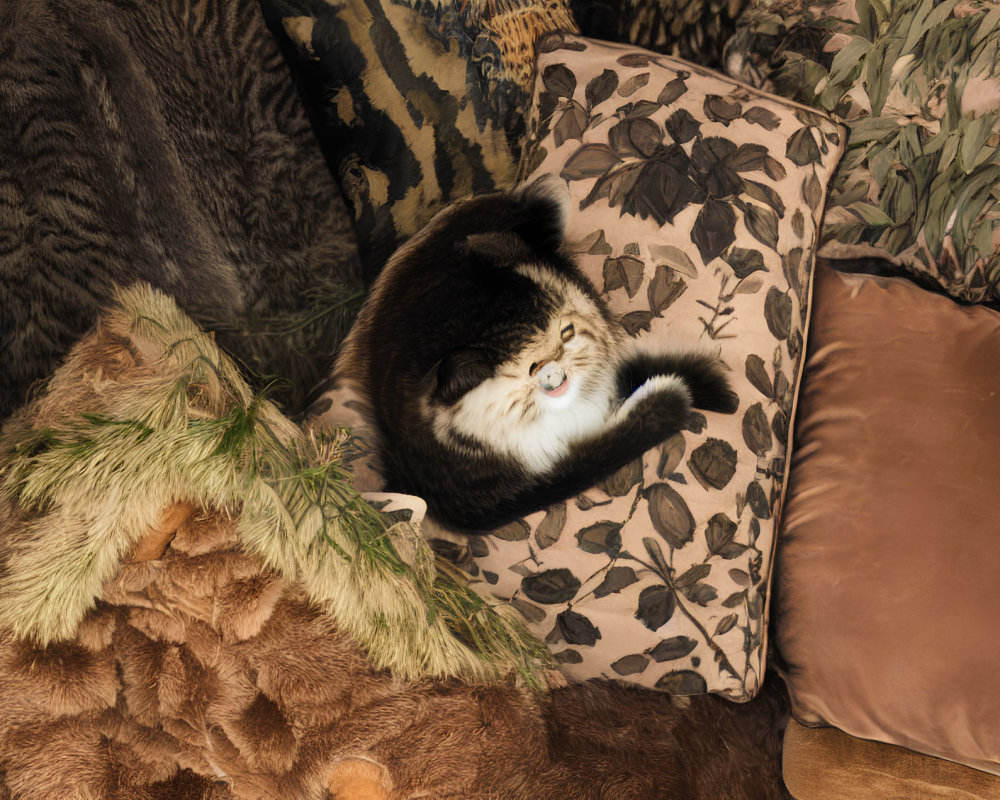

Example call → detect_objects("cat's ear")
461 175 570 267
510 174 570 259
431 348 495 406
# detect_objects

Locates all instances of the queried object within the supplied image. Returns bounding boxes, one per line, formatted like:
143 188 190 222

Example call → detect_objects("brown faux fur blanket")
0 286 791 800
0 513 791 800
0 0 362 419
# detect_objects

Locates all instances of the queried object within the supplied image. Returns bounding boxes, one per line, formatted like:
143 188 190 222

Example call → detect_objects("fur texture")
335 178 737 531
0 0 361 419
0 514 791 799
0 284 544 684
0 282 790 800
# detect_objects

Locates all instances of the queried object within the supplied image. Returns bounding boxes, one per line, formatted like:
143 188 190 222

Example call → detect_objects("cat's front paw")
613 374 690 424
702 386 740 415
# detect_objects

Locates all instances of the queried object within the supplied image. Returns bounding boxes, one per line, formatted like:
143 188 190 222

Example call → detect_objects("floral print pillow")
428 35 845 701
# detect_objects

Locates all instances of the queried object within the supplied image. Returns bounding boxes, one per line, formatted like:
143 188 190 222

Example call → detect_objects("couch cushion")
415 34 844 700
775 263 1000 773
783 719 1000 800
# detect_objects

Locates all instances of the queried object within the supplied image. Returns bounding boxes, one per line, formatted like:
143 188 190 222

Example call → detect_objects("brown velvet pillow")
782 720 1000 800
775 263 1000 775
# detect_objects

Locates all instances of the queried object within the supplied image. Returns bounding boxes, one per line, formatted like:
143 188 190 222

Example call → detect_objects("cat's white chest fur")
429 255 627 475
440 368 691 475
441 369 616 475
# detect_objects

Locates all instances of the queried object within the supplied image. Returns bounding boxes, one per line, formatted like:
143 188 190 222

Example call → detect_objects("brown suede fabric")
783 720 1000 800
775 263 1000 775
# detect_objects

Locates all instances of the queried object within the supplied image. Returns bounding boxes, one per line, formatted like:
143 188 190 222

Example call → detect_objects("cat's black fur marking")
617 352 739 412
433 348 496 406
338 178 737 532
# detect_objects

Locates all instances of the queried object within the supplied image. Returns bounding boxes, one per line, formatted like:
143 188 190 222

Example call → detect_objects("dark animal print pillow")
571 0 749 67
427 35 845 700
259 0 576 281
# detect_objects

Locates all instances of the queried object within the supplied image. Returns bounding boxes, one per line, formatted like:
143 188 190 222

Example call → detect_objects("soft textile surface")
0 292 792 800
0 284 546 685
570 0 748 66
728 0 1000 305
782 720 1000 800
0 0 361 419
409 34 844 700
259 0 576 281
775 263 1000 775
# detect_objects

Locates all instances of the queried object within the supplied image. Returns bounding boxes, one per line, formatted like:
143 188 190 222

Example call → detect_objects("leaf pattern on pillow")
435 35 847 701
553 80 821 274
730 0 1000 305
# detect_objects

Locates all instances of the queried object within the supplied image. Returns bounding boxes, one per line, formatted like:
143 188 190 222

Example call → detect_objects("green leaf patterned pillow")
259 0 576 282
428 34 845 701
728 0 1000 305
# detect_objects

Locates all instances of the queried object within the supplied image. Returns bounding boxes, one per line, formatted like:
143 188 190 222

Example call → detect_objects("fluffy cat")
335 176 738 531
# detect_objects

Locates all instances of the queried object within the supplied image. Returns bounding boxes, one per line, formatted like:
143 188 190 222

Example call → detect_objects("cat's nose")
538 362 568 394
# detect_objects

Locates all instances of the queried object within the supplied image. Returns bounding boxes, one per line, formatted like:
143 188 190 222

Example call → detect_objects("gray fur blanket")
0 0 361 419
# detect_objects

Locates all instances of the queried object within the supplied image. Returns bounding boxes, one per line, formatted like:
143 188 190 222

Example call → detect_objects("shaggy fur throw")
0 0 362 420
0 284 545 682
0 287 792 799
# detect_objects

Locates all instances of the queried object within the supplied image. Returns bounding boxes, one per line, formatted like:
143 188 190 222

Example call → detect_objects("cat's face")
497 265 617 412
431 264 622 474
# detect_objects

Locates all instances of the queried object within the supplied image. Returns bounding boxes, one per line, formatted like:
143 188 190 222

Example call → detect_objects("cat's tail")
616 352 739 414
